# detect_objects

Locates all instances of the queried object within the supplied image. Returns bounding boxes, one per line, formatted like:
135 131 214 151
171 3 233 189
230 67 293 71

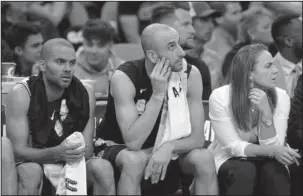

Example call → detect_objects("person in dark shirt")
151 2 212 100
5 21 43 77
6 38 115 195
117 2 167 44
96 23 218 195
287 74 303 196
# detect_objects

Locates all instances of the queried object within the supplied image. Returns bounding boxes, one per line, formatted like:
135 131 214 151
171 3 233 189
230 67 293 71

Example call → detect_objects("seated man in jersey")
95 23 218 195
5 38 115 195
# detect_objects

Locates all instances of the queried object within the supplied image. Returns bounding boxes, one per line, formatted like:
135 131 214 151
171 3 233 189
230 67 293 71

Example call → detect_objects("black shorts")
96 145 183 194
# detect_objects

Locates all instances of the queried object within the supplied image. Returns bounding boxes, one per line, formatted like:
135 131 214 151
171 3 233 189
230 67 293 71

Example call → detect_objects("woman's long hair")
230 44 277 132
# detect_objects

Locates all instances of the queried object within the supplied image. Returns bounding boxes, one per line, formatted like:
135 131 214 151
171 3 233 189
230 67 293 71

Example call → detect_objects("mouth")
61 76 72 81
176 59 183 64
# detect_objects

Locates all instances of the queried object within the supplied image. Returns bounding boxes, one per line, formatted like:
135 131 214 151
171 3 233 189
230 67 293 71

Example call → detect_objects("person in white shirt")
271 15 302 98
208 44 301 195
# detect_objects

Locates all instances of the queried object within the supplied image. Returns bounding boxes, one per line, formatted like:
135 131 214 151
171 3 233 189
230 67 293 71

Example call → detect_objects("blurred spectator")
117 2 165 43
202 2 242 90
80 2 105 19
75 19 125 97
26 2 88 37
249 2 302 18
287 74 303 196
5 21 43 77
151 2 212 100
187 2 221 60
1 2 60 41
272 15 302 98
222 9 275 84
100 2 119 34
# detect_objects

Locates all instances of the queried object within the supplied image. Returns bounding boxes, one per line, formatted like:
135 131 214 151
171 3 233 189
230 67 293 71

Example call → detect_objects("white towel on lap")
153 59 192 159
43 132 87 195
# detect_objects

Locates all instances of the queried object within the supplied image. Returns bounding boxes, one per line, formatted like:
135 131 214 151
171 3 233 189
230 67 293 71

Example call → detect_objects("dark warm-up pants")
218 158 290 196
289 150 303 196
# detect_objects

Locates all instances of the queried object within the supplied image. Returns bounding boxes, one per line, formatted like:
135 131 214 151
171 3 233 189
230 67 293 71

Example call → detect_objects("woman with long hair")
208 44 301 195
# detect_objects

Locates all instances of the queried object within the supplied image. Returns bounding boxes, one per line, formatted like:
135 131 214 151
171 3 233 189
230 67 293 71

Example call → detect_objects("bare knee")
87 158 114 184
118 150 149 176
17 162 43 190
186 149 216 175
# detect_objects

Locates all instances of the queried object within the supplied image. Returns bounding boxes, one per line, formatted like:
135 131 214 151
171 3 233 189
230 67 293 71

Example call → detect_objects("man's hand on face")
144 143 174 184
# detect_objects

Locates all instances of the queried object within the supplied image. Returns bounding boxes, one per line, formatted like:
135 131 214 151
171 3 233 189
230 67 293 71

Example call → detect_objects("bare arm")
111 71 164 150
6 84 61 164
81 84 96 160
166 66 205 154
27 2 67 26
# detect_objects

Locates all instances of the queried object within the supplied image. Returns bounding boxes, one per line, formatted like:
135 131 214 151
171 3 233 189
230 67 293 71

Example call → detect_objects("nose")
189 24 195 35
178 45 185 58
63 63 73 72
272 63 278 75
90 45 97 54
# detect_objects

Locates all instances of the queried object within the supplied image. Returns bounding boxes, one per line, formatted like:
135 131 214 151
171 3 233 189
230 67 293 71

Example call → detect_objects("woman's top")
208 84 290 172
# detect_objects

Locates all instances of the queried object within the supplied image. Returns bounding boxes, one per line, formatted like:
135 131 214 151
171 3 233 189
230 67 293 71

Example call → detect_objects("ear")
39 60 46 72
146 50 158 64
215 16 224 25
14 46 23 56
284 36 293 47
247 29 255 41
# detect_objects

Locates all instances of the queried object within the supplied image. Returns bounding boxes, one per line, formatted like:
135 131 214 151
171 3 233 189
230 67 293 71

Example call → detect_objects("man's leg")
1 137 18 195
86 157 116 195
16 162 43 195
259 160 290 195
179 148 218 195
115 148 151 195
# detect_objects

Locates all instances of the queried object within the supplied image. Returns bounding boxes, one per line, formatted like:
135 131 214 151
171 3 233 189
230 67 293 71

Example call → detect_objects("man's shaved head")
141 23 177 53
40 38 75 60
140 23 185 72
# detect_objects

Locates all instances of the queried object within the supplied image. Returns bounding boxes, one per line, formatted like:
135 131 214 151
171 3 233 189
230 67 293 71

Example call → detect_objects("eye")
70 60 76 66
168 44 176 50
57 59 65 65
266 62 273 68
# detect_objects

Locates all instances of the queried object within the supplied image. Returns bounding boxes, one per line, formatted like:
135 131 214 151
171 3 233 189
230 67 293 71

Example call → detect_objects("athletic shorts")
95 144 183 194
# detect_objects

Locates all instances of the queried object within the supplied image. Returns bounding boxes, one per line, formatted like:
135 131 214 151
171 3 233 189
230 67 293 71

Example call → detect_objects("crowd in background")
1 1 302 97
1 1 302 196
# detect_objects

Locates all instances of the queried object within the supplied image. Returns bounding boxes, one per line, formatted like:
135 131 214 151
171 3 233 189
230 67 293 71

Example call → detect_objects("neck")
19 59 33 76
186 39 204 58
43 75 65 102
253 82 271 92
279 48 301 64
